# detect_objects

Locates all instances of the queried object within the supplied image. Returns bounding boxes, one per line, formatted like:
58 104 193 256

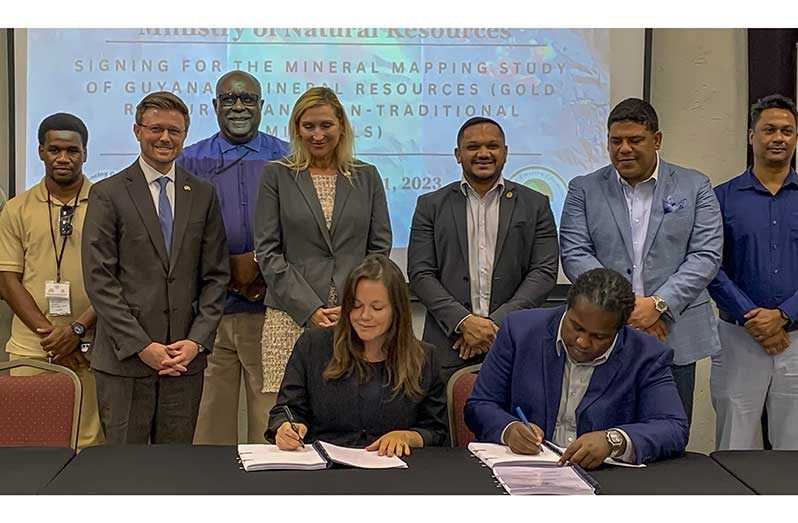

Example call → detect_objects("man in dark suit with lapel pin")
408 117 559 383
82 92 229 444
559 98 723 428
466 269 688 468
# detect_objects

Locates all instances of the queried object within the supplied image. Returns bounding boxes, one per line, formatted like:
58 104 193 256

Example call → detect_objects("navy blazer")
464 306 688 464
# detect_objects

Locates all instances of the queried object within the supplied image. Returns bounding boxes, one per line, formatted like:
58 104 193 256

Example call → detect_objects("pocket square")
663 196 688 213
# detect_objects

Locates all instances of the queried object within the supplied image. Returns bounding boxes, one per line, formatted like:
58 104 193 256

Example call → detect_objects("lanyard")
46 178 83 283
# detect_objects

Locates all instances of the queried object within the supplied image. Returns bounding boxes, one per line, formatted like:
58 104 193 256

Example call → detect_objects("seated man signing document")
465 268 688 468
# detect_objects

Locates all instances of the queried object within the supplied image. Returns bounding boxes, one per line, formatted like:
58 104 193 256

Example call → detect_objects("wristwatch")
605 429 625 458
651 295 669 314
71 321 86 338
197 343 206 353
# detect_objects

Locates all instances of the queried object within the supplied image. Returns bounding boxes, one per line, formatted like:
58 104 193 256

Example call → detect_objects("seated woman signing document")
266 254 448 456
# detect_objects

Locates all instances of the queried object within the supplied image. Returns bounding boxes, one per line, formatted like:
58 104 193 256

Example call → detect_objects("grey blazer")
254 160 392 326
408 180 559 374
82 161 230 378
559 159 723 365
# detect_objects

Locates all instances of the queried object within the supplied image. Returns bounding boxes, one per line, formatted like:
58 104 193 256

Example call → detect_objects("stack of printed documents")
468 442 595 495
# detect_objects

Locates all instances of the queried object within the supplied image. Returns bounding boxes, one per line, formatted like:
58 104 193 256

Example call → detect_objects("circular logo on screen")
509 165 568 203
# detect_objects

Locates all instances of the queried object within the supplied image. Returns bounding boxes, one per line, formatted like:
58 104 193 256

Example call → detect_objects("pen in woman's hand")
282 405 305 448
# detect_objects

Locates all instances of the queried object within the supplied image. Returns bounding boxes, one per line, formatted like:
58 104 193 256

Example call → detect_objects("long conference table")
710 451 797 495
9 445 794 495
0 447 75 495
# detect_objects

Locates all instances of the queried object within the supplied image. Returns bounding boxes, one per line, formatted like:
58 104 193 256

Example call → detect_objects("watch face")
608 431 623 445
72 323 85 336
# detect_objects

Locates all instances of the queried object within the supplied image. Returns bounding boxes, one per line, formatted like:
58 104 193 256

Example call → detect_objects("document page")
317 441 408 469
495 465 595 495
237 444 327 471
468 442 560 468
545 442 646 468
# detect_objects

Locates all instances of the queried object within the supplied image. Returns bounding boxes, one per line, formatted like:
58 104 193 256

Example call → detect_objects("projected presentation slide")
17 28 639 254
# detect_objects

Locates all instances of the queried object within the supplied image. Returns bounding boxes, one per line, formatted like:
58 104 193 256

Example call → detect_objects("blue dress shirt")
617 155 659 296
178 131 289 314
708 167 798 323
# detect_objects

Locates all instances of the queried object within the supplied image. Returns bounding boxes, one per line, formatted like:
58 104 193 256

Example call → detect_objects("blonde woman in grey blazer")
254 87 392 394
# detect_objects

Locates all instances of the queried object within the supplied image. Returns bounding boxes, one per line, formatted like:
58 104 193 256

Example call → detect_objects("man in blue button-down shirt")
708 94 798 450
178 70 288 444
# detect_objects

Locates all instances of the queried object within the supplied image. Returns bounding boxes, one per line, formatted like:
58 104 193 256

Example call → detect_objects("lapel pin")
183 185 191 191
506 191 513 199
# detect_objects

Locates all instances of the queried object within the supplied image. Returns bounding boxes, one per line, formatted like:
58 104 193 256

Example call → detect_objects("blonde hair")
279 87 359 175
324 254 426 400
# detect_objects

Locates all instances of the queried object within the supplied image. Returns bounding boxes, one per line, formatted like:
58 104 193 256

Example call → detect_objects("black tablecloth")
40 445 757 495
589 452 754 495
42 445 503 495
0 447 75 494
711 450 798 494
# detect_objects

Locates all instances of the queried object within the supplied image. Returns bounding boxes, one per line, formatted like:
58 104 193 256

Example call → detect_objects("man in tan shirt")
0 113 103 449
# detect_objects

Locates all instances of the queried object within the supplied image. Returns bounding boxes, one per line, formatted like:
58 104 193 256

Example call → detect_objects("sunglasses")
60 205 75 237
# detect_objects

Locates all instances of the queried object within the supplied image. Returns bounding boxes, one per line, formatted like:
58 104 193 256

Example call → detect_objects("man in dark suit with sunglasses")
177 71 288 444
0 112 103 448
83 92 229 444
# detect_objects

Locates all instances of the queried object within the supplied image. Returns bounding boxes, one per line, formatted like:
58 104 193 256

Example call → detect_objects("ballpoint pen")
514 406 555 455
282 405 305 448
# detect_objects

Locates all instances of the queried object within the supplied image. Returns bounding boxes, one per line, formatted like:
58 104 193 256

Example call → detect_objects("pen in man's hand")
514 406 543 452
516 407 565 461
282 405 305 448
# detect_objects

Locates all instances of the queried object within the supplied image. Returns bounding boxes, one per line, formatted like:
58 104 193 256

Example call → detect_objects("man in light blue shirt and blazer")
559 98 723 428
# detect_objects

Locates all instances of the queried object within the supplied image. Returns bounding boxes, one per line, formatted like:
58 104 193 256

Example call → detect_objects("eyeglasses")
60 205 75 237
217 92 260 108
140 125 186 138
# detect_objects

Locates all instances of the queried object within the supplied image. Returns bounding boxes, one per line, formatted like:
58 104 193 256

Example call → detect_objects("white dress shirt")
138 156 175 220
457 175 504 327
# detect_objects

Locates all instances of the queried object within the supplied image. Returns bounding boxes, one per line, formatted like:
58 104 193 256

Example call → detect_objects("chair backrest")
0 358 82 449
446 363 481 448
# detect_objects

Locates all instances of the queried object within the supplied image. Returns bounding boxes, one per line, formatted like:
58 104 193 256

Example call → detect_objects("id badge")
44 280 71 316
